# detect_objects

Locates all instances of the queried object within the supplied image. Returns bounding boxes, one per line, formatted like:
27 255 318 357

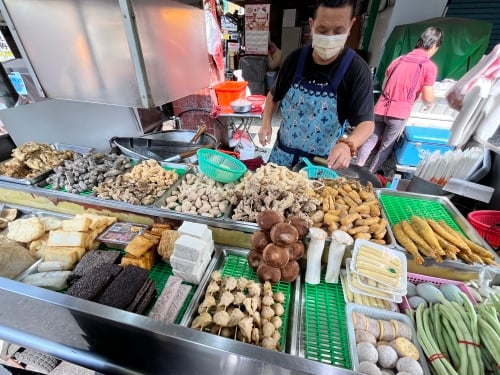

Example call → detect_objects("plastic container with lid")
97 222 149 249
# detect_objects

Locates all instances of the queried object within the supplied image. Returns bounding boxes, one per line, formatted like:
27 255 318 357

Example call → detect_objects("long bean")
431 304 449 360
461 293 484 375
440 312 460 368
416 304 458 375
438 304 473 375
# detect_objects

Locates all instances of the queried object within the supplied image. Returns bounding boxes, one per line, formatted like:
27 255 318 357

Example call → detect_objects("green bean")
478 318 500 364
417 304 458 375
440 312 460 368
431 304 449 360
439 304 472 375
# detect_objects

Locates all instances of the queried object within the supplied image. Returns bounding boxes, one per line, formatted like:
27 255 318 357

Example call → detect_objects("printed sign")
0 31 14 62
244 4 270 55
8 72 27 95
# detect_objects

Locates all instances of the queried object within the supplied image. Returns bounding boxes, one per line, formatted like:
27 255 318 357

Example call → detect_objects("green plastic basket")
221 254 291 351
300 157 337 180
304 276 351 368
379 194 462 232
197 149 247 183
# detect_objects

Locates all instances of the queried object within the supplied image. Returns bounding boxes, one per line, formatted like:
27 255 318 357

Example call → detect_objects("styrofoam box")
350 239 407 292
346 303 430 374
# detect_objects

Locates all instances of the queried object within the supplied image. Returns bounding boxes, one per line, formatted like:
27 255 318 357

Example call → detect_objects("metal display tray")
0 163 53 185
0 143 93 185
154 168 232 221
179 247 301 354
376 189 499 269
0 204 72 281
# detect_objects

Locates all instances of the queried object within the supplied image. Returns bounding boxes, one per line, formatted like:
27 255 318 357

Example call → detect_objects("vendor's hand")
327 142 352 170
258 124 272 146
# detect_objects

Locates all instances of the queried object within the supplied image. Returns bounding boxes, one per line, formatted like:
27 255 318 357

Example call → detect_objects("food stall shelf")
300 276 351 369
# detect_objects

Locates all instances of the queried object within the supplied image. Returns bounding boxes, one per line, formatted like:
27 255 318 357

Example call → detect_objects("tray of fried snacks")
377 190 499 267
0 142 79 185
156 168 239 219
305 176 396 247
181 248 294 353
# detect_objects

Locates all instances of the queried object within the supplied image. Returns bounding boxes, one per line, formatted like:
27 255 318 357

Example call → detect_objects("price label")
8 72 27 96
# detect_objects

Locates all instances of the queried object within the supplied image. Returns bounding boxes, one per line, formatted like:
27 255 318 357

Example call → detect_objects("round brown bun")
280 260 300 282
270 222 299 247
288 241 305 261
251 230 270 253
257 263 281 284
256 210 284 232
247 250 263 270
287 216 309 238
263 243 290 268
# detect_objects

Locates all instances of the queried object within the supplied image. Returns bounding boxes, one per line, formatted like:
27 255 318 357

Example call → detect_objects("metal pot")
141 130 218 163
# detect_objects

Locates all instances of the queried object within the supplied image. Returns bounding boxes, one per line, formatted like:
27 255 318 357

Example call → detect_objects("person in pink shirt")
356 27 444 173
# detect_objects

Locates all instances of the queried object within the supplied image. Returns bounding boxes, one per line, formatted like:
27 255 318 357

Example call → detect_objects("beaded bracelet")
336 137 357 157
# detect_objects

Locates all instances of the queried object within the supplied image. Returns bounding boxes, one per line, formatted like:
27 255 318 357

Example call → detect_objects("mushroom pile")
247 210 309 285
191 271 285 351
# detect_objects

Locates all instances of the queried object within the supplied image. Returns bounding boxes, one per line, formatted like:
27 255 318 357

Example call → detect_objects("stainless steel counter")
0 181 357 374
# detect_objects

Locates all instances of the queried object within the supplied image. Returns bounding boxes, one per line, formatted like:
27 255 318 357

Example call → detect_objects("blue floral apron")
269 45 355 167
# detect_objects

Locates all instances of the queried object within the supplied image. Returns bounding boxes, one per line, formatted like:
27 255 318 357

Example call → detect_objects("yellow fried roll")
392 223 424 265
410 216 444 256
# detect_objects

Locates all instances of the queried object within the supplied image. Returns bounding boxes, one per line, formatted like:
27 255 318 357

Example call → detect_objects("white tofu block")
171 254 203 274
173 235 208 262
178 221 212 242
172 254 211 284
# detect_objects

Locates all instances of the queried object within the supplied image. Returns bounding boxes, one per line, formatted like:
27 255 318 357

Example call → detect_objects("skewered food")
190 274 284 350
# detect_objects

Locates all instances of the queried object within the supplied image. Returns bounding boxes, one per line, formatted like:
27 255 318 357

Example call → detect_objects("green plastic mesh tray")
221 254 291 351
92 244 196 324
379 194 461 232
147 260 196 324
304 276 351 369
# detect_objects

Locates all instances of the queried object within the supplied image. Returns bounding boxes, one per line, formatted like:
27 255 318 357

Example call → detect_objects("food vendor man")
258 0 374 170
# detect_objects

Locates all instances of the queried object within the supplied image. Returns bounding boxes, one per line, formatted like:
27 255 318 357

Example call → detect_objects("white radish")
305 227 328 285
325 230 353 284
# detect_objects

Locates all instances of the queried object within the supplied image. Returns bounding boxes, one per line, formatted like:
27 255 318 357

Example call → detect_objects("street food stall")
0 1 499 375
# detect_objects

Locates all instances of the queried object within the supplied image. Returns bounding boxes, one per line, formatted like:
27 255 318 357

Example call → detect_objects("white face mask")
312 33 348 60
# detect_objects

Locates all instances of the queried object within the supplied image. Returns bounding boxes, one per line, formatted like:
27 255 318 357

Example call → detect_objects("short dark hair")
415 27 444 50
314 0 356 18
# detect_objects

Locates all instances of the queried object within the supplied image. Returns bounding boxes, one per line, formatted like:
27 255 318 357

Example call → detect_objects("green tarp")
375 17 492 89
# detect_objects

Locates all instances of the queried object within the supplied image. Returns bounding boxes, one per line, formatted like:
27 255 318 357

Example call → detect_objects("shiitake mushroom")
287 216 309 238
270 223 299 247
251 230 271 252
288 241 305 261
280 260 300 282
256 210 284 232
247 250 263 270
257 263 281 285
262 243 289 268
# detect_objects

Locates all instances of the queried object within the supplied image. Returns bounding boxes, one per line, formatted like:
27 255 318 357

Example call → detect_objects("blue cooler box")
394 126 454 166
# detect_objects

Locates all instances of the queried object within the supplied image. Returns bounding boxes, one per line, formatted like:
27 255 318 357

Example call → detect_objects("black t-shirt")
271 47 374 126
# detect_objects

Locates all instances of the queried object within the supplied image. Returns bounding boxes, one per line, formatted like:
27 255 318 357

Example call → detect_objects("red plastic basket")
399 272 476 313
467 210 500 248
